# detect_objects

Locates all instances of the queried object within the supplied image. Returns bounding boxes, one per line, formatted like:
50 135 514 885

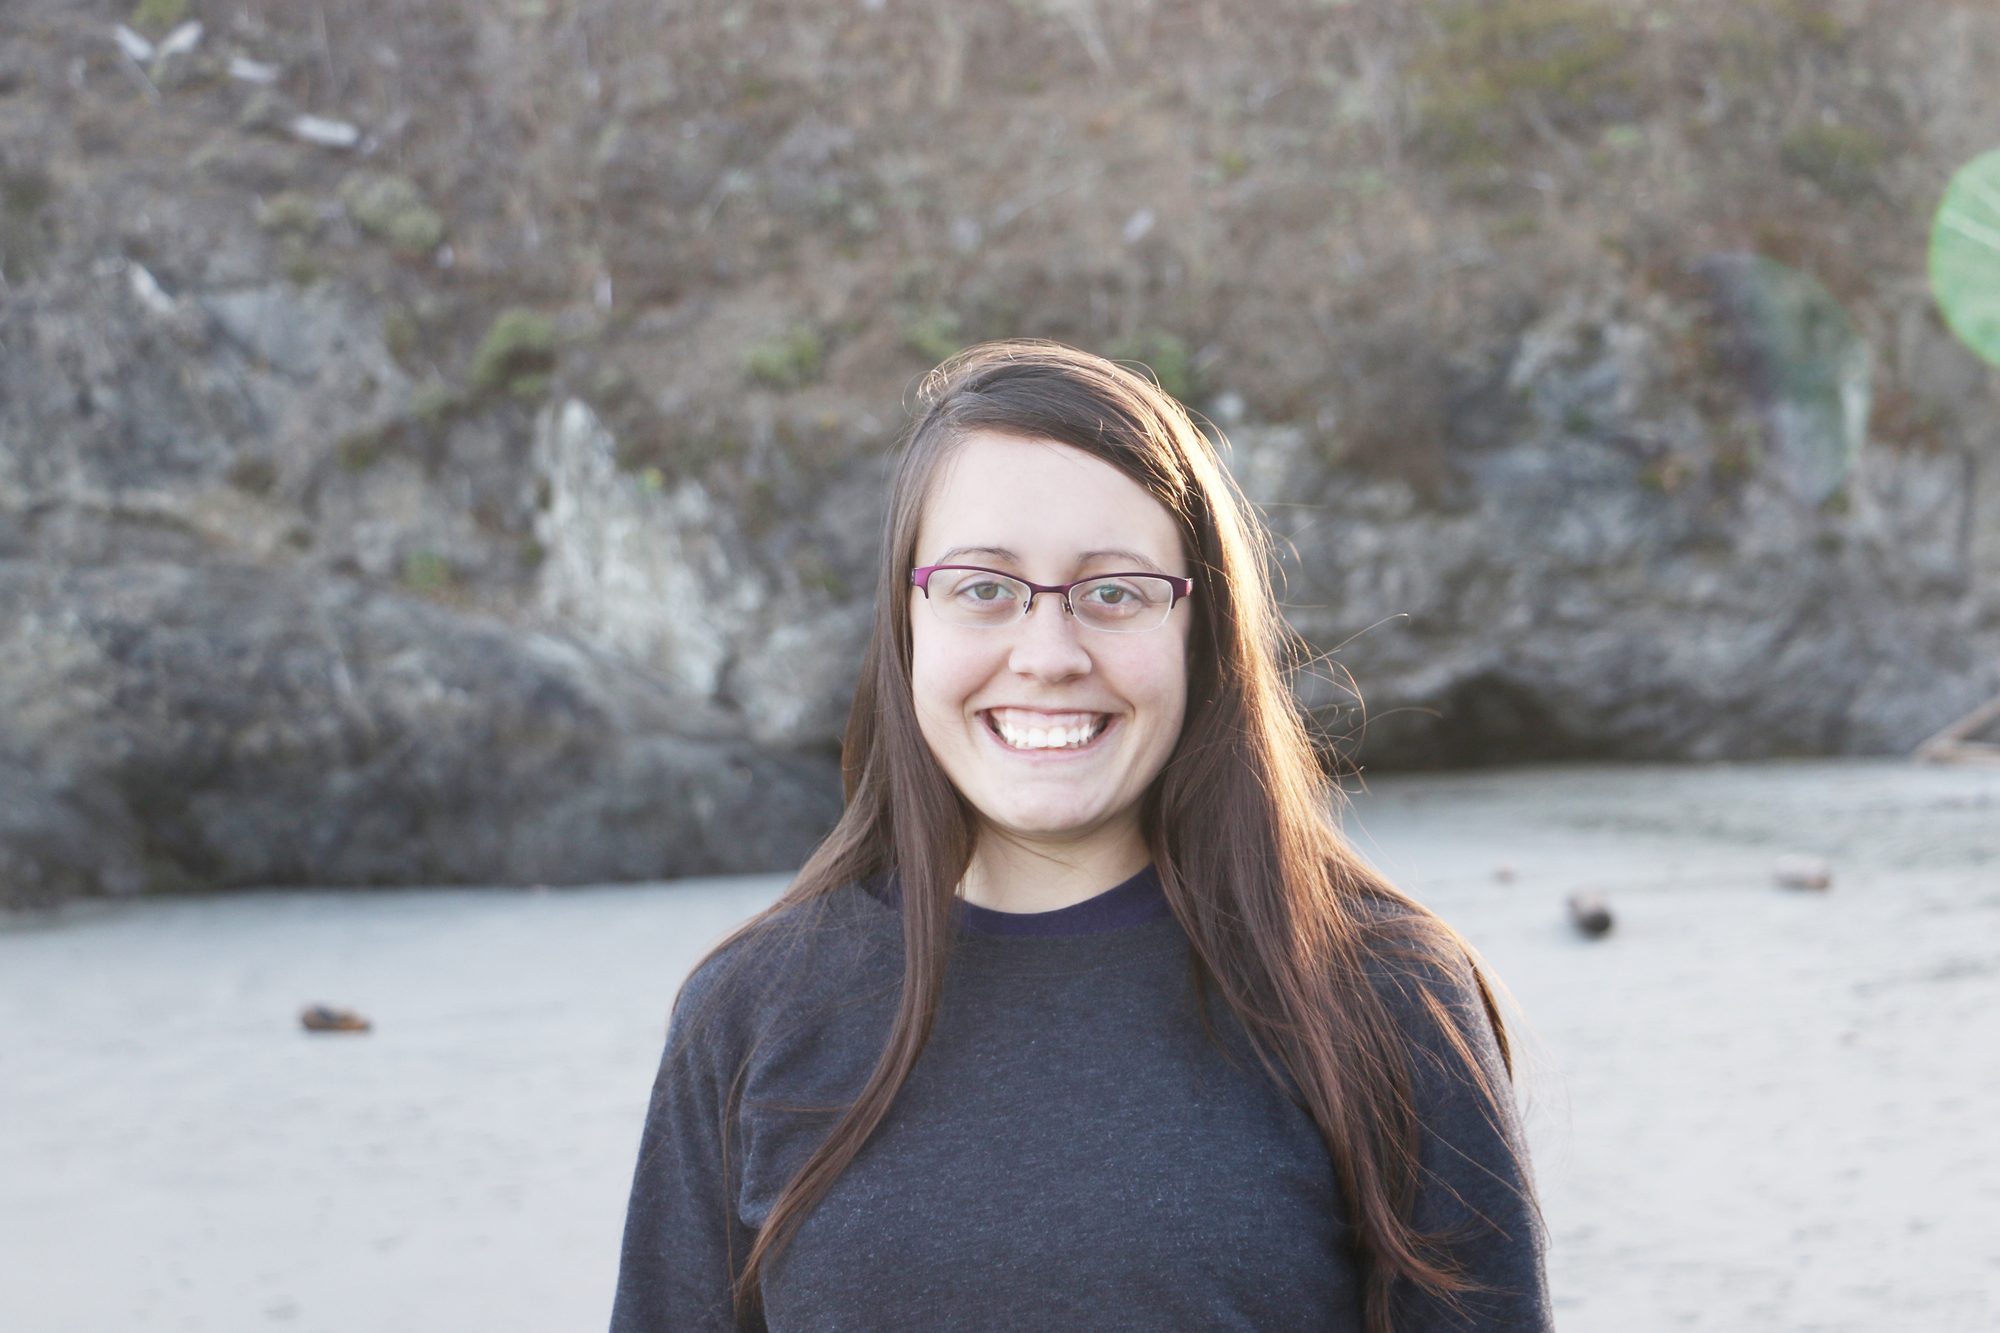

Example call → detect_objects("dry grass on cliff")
8 0 1995 493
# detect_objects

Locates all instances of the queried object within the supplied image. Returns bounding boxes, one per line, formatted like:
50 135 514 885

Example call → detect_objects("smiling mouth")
982 708 1109 751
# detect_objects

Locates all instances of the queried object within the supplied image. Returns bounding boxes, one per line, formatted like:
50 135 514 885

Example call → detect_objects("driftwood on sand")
1913 692 2000 765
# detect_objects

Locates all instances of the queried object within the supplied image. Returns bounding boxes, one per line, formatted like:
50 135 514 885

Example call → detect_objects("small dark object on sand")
1773 854 1833 890
1567 891 1614 939
300 1004 371 1033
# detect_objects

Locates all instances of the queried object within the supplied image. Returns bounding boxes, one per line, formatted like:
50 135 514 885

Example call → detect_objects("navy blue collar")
864 864 1172 936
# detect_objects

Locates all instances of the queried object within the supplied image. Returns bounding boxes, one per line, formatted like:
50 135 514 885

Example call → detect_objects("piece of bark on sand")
1567 891 1614 938
1913 692 2000 765
300 1005 371 1033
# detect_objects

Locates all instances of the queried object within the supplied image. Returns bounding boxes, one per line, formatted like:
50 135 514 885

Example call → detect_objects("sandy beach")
3 759 1995 1331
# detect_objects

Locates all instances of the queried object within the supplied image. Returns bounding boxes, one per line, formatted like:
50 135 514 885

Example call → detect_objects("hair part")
713 339 1523 1333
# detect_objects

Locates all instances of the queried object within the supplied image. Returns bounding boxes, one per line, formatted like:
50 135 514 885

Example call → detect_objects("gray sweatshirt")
612 870 1551 1332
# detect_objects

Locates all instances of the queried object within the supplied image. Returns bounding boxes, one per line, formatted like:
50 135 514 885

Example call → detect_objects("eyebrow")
930 546 1167 573
935 545 1020 565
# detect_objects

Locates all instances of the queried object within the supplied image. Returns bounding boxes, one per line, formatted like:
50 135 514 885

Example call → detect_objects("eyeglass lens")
923 569 1178 632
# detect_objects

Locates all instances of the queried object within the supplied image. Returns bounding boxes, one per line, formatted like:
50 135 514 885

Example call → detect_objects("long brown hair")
720 340 1521 1332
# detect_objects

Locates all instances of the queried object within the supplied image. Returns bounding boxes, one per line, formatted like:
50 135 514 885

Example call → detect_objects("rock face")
1228 269 1993 765
532 399 878 751
4 0 2000 904
0 561 840 907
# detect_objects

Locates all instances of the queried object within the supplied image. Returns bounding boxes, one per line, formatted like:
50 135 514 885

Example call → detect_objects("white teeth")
992 716 1101 750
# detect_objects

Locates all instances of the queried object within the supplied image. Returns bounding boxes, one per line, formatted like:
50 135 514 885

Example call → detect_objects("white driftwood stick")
1913 691 2000 763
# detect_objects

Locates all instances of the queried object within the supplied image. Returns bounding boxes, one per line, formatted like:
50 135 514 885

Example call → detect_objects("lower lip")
982 714 1114 757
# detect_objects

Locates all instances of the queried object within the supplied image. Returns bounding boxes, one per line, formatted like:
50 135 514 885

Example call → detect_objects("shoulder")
1347 893 1509 1088
670 881 901 1059
1349 893 1481 1003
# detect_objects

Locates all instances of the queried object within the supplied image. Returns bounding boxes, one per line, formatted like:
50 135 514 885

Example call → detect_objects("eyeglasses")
911 564 1193 633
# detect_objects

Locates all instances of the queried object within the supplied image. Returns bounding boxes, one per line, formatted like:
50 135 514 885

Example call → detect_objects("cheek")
908 608 991 724
1147 661 1189 739
1109 637 1190 736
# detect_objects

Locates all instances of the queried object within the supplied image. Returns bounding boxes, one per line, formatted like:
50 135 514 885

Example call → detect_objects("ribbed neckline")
861 864 1172 936
956 863 1169 935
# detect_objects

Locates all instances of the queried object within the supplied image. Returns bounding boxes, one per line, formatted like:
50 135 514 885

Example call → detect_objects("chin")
977 795 1121 841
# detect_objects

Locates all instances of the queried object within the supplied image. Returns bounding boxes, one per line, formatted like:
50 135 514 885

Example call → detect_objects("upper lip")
979 707 1114 721
978 705 1115 715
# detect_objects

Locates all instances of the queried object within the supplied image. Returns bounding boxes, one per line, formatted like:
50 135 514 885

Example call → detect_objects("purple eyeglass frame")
910 564 1193 625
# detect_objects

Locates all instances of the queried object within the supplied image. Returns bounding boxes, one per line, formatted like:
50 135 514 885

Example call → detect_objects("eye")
942 571 1023 605
1080 579 1146 605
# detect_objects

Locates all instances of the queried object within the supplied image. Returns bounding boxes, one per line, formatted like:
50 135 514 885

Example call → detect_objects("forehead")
917 431 1184 570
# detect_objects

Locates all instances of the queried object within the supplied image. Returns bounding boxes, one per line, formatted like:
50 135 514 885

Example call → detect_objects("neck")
957 817 1151 914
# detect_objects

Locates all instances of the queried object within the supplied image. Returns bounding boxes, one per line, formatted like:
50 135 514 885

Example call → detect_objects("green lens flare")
1930 149 2000 369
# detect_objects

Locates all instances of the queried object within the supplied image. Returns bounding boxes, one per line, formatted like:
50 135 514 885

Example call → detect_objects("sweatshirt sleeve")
610 960 766 1333
1376 945 1554 1333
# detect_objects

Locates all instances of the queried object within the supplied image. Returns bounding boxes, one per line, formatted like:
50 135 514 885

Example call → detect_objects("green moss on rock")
279 244 322 288
255 191 322 237
336 426 389 473
1779 124 1883 203
1414 0 1638 164
471 310 558 395
508 372 552 402
1105 329 1196 403
0 166 54 283
338 173 448 258
744 324 824 389
128 0 189 36
380 307 420 367
900 308 963 364
411 378 468 425
3 166 52 217
401 549 453 594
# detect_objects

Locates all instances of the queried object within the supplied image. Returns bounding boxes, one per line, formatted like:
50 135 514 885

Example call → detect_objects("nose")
1006 590 1092 682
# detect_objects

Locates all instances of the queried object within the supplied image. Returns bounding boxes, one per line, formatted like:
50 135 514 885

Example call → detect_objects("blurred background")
3 1 1999 1330
3 0 1999 900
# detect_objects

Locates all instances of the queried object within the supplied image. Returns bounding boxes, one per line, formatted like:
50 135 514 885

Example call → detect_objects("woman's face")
909 431 1191 851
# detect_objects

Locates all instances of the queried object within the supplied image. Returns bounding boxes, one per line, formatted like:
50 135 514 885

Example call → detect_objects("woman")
612 342 1550 1332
